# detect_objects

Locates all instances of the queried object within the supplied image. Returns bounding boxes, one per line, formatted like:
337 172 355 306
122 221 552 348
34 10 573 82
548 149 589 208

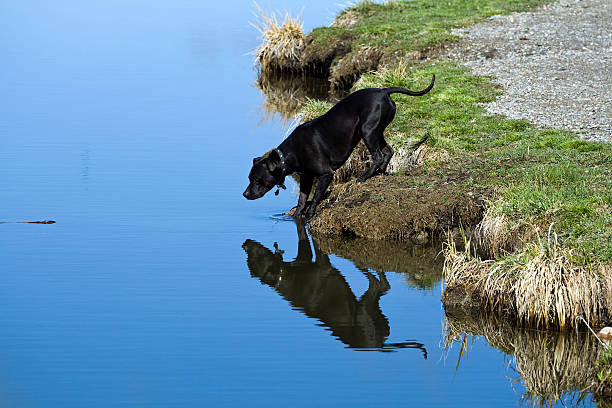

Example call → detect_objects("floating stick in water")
0 220 56 224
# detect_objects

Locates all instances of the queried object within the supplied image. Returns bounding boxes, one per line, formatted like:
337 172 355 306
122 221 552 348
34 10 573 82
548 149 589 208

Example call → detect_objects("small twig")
576 315 608 349
0 220 55 224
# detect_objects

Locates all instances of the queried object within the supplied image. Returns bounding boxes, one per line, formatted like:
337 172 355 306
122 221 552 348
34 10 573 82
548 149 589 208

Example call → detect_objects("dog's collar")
274 148 287 176
274 148 287 191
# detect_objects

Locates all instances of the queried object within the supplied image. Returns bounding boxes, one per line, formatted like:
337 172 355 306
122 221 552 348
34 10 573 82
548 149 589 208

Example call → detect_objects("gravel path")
444 0 611 142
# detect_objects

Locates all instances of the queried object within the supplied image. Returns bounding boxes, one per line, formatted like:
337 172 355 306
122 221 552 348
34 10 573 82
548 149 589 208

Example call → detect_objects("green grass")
299 98 333 122
594 347 612 399
597 348 612 382
309 0 553 66
301 59 612 263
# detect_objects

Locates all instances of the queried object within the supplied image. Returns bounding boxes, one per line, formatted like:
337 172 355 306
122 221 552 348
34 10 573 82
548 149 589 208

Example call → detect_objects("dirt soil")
308 166 488 244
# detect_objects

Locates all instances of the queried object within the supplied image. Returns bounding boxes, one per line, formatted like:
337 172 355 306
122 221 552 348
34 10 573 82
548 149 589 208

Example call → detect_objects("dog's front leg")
293 174 313 218
305 173 333 219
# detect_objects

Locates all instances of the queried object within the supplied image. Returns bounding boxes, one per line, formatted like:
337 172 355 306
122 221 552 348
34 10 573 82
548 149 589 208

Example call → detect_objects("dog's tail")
384 75 435 96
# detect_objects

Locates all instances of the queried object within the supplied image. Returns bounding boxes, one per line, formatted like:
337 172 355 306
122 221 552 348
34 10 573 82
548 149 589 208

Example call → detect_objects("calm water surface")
0 2 596 407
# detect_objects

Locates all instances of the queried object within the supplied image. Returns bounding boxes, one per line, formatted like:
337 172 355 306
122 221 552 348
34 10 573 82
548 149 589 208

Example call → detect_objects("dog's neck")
274 148 288 190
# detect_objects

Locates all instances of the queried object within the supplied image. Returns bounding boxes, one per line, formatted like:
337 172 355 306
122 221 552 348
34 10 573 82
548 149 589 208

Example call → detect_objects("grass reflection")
254 71 330 125
444 306 601 407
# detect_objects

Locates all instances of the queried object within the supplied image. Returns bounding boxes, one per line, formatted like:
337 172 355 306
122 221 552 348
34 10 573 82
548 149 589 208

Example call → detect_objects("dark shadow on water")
242 219 440 355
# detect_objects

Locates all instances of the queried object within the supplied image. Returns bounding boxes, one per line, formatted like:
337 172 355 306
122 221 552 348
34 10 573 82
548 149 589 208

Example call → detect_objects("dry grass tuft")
387 139 447 173
331 9 360 29
474 206 540 259
353 58 415 90
251 3 305 73
444 307 601 405
444 230 612 329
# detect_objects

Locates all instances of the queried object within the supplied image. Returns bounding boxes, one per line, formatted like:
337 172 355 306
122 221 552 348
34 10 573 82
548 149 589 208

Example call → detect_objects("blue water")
0 1 595 407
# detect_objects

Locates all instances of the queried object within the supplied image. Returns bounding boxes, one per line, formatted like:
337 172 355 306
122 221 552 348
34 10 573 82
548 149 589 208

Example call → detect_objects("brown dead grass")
251 4 356 79
251 4 305 73
474 207 540 259
330 9 360 29
444 307 600 405
387 142 449 173
444 235 612 329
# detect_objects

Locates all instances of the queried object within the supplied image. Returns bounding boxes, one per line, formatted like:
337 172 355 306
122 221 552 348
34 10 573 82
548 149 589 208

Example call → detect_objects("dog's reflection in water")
242 220 427 357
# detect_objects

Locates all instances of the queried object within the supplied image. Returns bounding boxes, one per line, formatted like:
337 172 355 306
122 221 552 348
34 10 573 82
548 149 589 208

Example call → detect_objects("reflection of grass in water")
593 347 612 404
444 308 600 406
255 71 330 125
314 234 443 290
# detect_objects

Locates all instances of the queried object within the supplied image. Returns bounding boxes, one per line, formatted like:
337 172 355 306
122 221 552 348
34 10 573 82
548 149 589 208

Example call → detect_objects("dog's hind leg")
357 98 396 183
376 143 394 175
357 131 389 183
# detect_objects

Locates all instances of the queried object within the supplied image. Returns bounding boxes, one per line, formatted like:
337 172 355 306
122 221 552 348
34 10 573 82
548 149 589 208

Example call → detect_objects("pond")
0 1 599 407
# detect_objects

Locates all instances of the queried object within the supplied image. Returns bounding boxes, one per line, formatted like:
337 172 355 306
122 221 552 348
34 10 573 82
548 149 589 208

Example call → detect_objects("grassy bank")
277 1 612 328
256 0 553 89
308 61 610 262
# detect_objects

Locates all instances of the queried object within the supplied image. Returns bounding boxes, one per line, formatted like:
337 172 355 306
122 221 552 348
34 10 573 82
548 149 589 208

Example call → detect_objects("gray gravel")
444 0 611 142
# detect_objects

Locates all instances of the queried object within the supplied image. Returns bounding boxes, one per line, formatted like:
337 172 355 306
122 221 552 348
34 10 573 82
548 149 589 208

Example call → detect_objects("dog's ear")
266 150 283 179
253 156 263 165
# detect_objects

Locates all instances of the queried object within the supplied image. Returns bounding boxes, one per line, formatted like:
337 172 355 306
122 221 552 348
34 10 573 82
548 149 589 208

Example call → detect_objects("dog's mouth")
243 190 256 200
243 188 265 200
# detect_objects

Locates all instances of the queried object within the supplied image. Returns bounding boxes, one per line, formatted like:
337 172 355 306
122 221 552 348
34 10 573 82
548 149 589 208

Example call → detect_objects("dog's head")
243 151 284 200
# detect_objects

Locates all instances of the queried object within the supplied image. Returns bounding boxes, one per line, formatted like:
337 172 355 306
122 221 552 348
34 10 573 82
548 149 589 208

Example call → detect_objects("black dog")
243 75 435 218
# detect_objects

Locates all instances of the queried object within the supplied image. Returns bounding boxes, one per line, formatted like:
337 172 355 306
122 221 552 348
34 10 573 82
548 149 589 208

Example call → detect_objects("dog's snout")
243 187 256 200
